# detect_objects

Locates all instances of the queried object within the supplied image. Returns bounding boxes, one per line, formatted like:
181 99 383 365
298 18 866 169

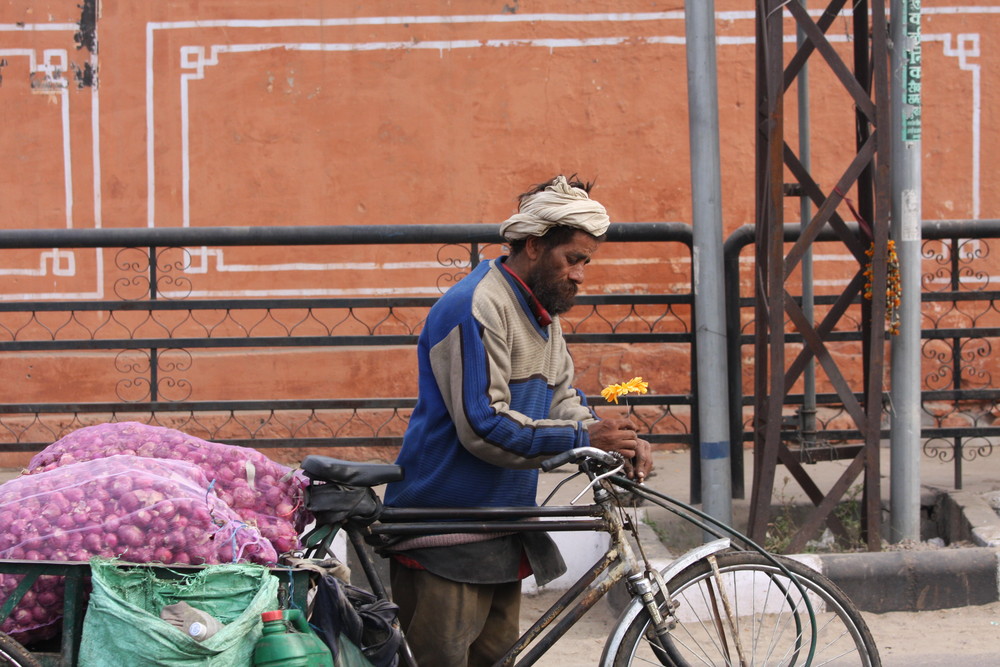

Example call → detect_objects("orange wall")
5 2 997 238
2 1 999 457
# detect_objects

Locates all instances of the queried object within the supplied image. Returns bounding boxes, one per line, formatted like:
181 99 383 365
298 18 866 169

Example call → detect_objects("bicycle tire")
609 552 880 667
0 632 40 667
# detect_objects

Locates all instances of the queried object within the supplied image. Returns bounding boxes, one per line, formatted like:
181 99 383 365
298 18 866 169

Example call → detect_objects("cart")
0 558 311 667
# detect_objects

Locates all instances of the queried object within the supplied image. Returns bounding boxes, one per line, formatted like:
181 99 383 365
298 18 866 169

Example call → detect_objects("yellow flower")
601 377 650 404
622 377 649 395
601 384 625 404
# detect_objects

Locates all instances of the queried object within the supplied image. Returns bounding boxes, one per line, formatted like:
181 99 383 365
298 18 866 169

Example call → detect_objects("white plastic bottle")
160 602 224 642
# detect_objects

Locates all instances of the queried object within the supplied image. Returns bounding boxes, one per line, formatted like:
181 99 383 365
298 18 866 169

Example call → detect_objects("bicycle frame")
342 485 732 667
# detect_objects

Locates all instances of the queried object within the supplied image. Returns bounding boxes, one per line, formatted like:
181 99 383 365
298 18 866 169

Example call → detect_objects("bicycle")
299 446 881 667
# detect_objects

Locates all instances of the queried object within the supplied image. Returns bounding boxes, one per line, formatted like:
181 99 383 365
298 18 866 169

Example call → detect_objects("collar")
500 259 553 328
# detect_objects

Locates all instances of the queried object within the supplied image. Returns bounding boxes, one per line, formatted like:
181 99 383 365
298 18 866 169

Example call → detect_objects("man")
383 175 653 666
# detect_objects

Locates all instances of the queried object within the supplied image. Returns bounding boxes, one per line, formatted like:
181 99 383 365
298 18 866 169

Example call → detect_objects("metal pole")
797 0 818 454
685 0 732 527
890 0 923 542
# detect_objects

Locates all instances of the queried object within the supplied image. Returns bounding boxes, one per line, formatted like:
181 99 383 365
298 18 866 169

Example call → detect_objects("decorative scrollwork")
113 247 153 300
115 246 151 274
961 437 995 461
634 404 690 437
921 238 993 293
436 243 475 269
153 247 194 300
645 303 691 334
115 375 152 402
924 438 957 462
922 436 994 463
154 378 192 403
921 338 956 392
155 348 193 402
113 345 193 402
286 410 337 439
433 243 504 294
0 414 59 446
436 270 469 294
957 337 993 389
115 349 151 375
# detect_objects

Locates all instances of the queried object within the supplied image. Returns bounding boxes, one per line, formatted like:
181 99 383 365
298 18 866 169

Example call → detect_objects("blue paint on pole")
700 441 730 460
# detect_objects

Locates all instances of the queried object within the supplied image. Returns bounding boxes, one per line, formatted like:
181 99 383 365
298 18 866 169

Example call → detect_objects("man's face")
525 231 602 316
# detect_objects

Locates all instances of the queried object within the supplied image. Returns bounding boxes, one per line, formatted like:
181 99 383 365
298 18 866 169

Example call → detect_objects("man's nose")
569 264 585 284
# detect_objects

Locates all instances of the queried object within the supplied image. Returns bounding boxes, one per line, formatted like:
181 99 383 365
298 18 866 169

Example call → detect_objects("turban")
500 175 610 241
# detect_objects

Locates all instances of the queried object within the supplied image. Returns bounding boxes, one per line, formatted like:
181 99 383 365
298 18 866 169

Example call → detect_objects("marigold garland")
862 239 901 335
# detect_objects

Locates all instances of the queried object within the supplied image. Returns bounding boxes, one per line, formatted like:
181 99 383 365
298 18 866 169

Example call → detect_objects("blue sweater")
384 258 595 509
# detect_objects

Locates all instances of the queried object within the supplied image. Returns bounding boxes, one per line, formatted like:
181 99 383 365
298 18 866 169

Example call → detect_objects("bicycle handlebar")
540 447 621 472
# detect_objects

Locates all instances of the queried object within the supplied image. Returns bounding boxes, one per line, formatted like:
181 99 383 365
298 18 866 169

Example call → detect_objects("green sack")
336 633 375 667
80 558 280 667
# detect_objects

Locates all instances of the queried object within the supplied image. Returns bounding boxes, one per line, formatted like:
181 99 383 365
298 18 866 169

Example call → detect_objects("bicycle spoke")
610 553 880 667
707 556 748 667
678 577 731 664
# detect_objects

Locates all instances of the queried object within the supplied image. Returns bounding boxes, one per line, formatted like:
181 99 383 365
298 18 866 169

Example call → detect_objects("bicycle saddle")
301 455 404 486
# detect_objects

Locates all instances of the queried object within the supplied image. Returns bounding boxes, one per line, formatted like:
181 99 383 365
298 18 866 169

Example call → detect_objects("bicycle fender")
599 538 731 667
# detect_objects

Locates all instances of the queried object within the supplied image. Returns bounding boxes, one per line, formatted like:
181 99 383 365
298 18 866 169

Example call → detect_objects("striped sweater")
384 257 596 509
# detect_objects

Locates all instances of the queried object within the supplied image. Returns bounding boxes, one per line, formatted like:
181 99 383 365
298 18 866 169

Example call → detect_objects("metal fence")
0 224 697 467
725 219 1000 489
5 219 997 490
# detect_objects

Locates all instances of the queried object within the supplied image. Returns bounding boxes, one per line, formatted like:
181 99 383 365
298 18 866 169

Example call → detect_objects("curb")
942 490 1000 547
799 488 1000 612
792 547 1000 613
628 488 1000 614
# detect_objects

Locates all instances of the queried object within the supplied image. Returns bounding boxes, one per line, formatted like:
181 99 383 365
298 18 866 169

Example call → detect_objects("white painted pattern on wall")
1 9 991 300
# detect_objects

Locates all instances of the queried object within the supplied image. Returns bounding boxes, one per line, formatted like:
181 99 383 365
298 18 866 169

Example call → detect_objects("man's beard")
526 262 578 316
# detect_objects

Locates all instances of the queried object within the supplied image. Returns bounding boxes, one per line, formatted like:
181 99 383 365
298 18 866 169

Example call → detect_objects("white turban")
500 175 610 241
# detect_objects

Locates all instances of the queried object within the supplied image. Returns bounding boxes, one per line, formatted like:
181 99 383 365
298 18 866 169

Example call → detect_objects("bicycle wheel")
609 552 880 667
0 632 40 667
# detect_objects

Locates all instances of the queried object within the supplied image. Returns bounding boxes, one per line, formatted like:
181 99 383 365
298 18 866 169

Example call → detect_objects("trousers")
390 561 521 667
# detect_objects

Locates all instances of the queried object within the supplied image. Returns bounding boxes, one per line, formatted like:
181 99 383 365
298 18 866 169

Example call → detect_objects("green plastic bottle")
252 609 334 667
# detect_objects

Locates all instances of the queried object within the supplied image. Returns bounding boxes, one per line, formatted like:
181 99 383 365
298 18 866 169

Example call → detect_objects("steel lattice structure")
750 0 892 551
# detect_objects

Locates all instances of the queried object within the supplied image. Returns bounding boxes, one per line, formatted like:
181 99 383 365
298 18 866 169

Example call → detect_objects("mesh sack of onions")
27 422 307 555
0 454 277 642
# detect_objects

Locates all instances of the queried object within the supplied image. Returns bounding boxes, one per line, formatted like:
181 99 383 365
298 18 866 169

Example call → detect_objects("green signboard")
903 0 922 142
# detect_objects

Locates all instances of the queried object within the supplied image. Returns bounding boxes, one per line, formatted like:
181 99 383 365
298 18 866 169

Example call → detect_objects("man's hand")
587 418 654 481
631 438 653 482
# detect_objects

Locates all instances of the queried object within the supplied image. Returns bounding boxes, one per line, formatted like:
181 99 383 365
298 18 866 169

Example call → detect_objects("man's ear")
524 235 544 261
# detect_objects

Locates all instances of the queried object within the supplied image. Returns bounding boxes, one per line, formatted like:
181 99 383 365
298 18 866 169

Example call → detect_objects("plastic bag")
312 574 401 667
28 422 308 554
0 455 277 642
79 558 279 667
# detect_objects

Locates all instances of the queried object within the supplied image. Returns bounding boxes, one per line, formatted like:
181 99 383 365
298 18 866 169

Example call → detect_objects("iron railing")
725 219 1000 489
0 224 697 467
7 219 996 491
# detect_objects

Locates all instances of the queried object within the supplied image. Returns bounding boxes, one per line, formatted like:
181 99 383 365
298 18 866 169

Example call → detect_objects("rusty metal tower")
750 0 892 552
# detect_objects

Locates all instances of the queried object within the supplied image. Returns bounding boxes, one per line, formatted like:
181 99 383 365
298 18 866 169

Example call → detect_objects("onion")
117 524 144 548
82 533 103 552
0 454 278 641
117 491 141 513
27 422 308 552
